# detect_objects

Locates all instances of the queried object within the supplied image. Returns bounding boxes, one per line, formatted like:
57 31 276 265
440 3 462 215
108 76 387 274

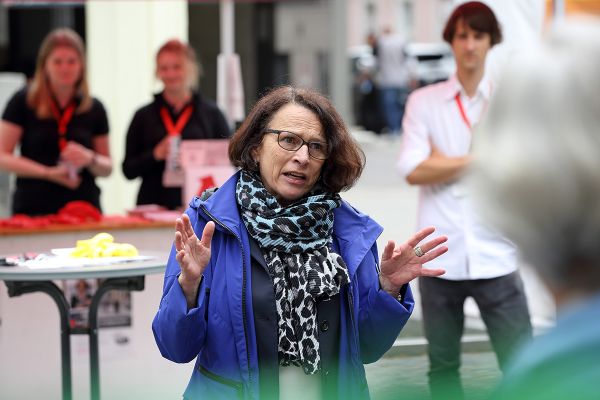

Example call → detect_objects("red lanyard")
50 100 76 151
160 105 194 137
455 83 492 132
454 93 472 131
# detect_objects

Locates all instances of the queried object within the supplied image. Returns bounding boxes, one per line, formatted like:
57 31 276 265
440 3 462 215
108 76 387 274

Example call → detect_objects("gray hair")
468 18 600 293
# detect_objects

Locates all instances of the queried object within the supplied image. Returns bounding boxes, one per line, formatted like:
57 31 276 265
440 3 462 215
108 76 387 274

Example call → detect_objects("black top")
122 92 230 210
250 238 340 400
2 87 109 216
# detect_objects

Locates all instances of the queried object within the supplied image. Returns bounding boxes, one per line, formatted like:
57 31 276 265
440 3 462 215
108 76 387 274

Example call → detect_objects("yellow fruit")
92 232 114 243
100 242 120 257
69 233 138 259
116 243 138 257
70 247 87 257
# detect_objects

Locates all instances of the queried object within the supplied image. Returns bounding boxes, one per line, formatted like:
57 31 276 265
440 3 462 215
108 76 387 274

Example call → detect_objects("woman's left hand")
61 141 95 168
378 226 447 297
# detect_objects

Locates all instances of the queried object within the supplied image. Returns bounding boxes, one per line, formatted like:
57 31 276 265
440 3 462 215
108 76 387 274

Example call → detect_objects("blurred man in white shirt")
397 3 532 399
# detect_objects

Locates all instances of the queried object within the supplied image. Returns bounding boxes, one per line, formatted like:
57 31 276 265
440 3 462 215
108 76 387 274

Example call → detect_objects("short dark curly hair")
228 86 365 193
443 1 502 46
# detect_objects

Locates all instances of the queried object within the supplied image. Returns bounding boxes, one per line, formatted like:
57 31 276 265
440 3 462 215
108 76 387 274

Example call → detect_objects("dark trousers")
419 272 532 400
379 87 409 134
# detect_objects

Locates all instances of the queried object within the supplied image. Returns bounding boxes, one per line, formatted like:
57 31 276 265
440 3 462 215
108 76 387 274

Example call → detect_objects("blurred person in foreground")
152 86 449 399
122 39 230 210
0 28 112 215
468 19 600 400
397 2 532 399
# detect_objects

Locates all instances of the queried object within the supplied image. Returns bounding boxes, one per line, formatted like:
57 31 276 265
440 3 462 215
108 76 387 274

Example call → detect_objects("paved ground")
365 317 501 400
366 351 501 400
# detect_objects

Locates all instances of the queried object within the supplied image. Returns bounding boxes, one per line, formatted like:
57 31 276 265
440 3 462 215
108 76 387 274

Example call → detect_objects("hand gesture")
61 141 94 168
378 227 447 296
175 214 215 305
45 164 81 189
153 136 170 161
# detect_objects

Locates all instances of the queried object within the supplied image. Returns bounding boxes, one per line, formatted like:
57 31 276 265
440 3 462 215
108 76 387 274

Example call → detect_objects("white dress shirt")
398 74 518 280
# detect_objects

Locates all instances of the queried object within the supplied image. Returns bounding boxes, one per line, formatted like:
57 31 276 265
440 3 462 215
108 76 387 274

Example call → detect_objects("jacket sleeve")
151 207 210 363
356 245 415 363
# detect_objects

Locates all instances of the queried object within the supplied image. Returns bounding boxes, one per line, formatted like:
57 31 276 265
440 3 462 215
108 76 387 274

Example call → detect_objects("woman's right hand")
175 214 215 307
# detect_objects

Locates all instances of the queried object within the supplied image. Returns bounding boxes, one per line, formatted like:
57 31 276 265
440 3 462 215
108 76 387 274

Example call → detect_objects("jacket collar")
333 200 383 276
188 171 245 239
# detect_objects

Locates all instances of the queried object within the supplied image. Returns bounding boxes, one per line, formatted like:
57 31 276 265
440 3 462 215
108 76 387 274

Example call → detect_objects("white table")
0 252 168 400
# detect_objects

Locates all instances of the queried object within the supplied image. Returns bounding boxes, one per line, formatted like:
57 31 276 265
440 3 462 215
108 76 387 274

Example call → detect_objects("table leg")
88 276 145 400
5 281 72 400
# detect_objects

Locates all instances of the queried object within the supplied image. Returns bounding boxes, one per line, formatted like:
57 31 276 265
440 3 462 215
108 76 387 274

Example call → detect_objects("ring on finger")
414 246 424 257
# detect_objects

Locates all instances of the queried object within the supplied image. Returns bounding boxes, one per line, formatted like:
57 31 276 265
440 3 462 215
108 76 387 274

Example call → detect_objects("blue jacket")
152 172 415 399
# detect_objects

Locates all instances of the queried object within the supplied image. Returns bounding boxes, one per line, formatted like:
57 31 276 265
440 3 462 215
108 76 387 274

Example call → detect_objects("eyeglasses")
265 129 329 160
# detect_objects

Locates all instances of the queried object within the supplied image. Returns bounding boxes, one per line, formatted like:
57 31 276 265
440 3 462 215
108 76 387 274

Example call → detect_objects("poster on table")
63 279 132 330
180 139 235 204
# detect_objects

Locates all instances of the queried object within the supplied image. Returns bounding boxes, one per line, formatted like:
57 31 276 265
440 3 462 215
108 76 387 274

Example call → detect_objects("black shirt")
2 87 109 215
122 92 230 210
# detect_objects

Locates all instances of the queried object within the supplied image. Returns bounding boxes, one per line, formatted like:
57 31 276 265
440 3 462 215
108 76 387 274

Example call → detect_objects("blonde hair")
156 39 201 90
27 28 92 118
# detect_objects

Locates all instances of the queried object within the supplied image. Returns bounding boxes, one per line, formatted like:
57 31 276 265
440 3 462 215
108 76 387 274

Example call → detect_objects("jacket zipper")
205 287 211 317
347 287 360 356
200 205 253 396
198 365 244 399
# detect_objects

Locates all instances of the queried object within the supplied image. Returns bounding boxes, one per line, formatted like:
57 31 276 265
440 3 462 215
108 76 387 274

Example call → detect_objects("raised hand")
378 227 447 297
175 214 215 307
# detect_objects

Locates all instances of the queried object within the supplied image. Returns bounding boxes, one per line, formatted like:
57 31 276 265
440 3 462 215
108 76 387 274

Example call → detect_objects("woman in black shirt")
0 28 112 216
122 39 230 210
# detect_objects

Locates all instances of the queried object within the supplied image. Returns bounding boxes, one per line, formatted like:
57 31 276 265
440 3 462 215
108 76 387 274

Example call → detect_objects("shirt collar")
444 73 493 101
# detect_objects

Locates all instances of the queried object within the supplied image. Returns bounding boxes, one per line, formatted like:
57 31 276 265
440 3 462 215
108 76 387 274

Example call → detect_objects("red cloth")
0 201 102 228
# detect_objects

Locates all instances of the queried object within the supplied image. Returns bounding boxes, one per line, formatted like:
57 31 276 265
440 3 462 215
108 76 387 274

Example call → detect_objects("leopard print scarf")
236 170 350 374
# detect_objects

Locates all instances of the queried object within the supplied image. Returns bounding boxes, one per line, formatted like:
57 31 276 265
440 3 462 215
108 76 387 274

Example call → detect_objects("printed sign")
180 139 235 204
